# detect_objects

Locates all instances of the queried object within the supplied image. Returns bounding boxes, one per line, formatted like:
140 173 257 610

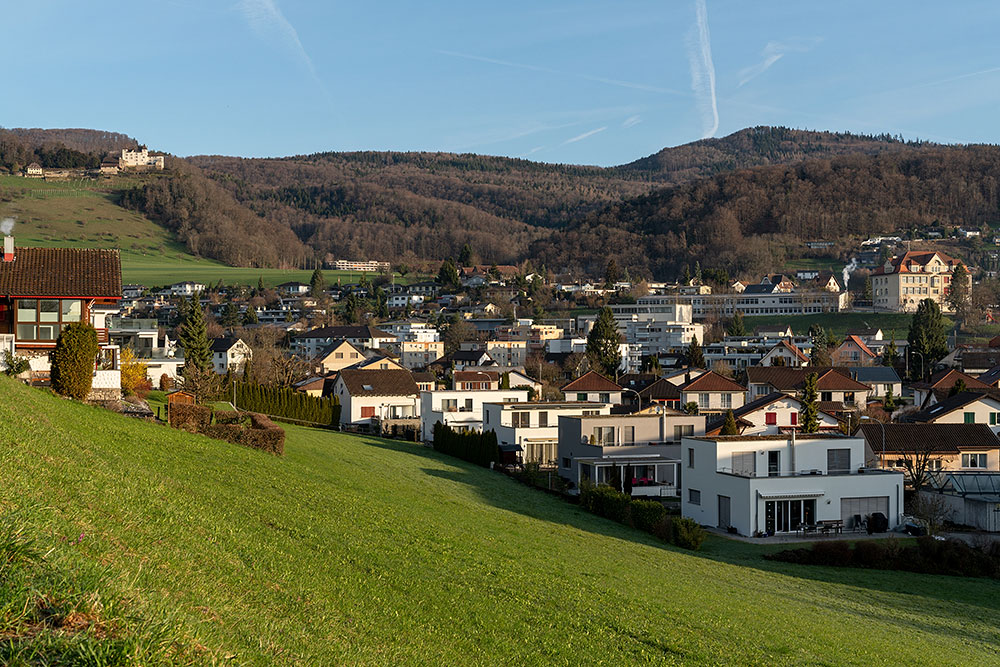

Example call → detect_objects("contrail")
238 0 321 83
687 0 719 138
563 126 607 144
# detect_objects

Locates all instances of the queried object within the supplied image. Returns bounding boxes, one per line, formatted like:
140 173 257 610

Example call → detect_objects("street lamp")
859 415 886 468
621 387 642 412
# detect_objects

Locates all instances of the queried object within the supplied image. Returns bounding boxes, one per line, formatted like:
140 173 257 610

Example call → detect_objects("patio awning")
498 444 523 452
757 490 824 500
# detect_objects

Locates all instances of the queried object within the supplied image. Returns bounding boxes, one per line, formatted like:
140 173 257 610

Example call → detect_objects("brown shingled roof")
857 423 1000 455
0 247 122 298
337 369 418 396
745 367 870 391
679 370 746 392
561 370 621 393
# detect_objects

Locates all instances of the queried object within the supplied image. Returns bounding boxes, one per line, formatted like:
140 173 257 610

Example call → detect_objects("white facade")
333 383 419 426
729 395 840 435
120 148 164 170
398 341 444 369
212 339 251 374
681 435 904 535
168 281 206 297
918 395 1000 434
420 389 528 441
484 401 612 466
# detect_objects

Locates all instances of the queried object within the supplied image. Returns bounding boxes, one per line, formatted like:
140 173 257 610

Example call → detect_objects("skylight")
363 384 373 391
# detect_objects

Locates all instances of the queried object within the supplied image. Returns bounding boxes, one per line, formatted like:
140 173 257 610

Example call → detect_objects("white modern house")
333 369 420 426
681 434 903 535
420 388 528 442
558 411 707 497
484 401 612 466
167 281 206 297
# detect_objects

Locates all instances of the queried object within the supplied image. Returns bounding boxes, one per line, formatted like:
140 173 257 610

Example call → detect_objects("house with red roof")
870 250 970 313
0 241 122 399
560 370 622 404
677 371 747 415
759 340 810 367
831 335 877 367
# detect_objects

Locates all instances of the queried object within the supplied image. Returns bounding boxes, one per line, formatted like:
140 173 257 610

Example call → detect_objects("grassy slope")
0 175 411 287
1 377 998 665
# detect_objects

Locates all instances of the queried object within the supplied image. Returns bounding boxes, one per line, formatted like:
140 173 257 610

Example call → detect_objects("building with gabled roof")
560 371 622 404
910 368 991 409
704 392 840 436
208 336 251 374
907 391 1000 434
0 243 122 399
831 335 877 367
333 368 420 426
744 367 871 411
871 250 970 312
857 423 1000 473
759 340 810 367
677 371 747 415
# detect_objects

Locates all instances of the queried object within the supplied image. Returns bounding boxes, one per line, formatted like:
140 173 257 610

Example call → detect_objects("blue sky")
5 1 1000 165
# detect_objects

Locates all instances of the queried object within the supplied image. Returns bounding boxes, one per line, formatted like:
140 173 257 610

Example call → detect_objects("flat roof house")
419 388 528 442
681 434 903 536
484 401 612 467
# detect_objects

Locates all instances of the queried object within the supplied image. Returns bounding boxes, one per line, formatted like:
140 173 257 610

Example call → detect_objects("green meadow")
0 376 997 664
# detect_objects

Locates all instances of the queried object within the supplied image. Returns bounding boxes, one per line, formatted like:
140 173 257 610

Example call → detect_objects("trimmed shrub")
168 403 213 432
234 381 340 425
851 540 887 568
810 540 854 566
214 410 249 425
432 422 500 468
579 483 632 524
50 322 99 400
670 517 706 551
630 500 668 534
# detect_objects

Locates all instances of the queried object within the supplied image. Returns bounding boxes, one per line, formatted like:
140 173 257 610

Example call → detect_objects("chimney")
2 236 12 262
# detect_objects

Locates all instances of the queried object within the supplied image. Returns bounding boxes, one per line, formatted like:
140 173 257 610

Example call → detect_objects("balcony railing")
717 466 897 478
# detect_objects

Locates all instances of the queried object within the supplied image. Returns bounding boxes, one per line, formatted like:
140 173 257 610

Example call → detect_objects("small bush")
850 539 886 568
1 349 30 377
50 322 99 400
168 403 212 432
158 373 173 391
630 500 667 534
811 540 854 566
579 483 631 524
650 516 674 543
670 517 706 551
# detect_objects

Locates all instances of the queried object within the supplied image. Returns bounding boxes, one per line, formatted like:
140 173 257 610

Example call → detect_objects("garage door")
841 496 888 529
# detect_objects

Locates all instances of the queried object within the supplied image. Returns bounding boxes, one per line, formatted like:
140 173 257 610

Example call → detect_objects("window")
827 448 851 474
463 398 473 412
335 352 344 359
821 392 833 402
844 392 856 405
732 451 756 476
15 298 83 342
442 399 458 412
593 426 614 445
562 457 571 468
360 406 376 419
962 453 988 468
698 393 709 407
599 393 610 403
721 393 732 409
688 489 701 505
537 411 548 428
622 426 635 444
928 459 943 471
673 424 694 441
765 412 777 425
577 393 588 401
582 410 599 416
512 412 529 428
964 412 976 424
790 412 798 426
687 447 695 468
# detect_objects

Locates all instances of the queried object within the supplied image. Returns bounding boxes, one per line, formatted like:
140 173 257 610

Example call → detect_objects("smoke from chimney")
0 217 13 236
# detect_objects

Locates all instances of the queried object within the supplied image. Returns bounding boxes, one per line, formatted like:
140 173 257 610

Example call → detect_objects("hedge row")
766 536 1000 579
234 381 340 425
579 482 706 550
168 405 284 456
432 422 500 468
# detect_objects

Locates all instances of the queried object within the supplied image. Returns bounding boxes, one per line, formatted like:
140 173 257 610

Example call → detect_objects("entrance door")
718 495 731 529
768 451 780 477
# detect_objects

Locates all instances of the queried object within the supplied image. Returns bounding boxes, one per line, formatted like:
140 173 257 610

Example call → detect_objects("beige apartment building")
871 251 970 312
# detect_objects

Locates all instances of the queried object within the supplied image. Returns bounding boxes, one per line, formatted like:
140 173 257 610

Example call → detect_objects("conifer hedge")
234 381 340 425
432 422 500 468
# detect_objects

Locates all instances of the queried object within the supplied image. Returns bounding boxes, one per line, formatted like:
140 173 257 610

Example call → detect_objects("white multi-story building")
331 259 391 272
871 250 971 312
119 148 165 170
681 434 903 536
484 401 612 466
420 388 528 442
398 340 444 369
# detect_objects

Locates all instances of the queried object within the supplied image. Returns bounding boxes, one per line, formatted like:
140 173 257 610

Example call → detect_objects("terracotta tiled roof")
912 369 989 392
679 370 746 392
858 423 1000 455
840 335 876 358
0 247 121 298
871 250 963 275
337 369 418 397
772 339 809 362
745 367 870 392
561 371 621 393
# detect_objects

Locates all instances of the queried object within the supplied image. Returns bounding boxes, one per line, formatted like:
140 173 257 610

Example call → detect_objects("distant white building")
332 259 391 272
167 281 206 297
420 388 528 442
119 148 164 170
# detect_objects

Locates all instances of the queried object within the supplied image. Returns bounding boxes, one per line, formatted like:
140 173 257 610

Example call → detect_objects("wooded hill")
8 125 1000 279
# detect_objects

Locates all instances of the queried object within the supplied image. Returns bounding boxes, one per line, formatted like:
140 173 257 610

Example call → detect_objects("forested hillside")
538 146 1000 277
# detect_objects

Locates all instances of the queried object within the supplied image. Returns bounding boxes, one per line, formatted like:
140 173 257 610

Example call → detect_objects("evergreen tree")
808 323 827 349
907 298 949 379
726 311 746 336
800 372 820 433
693 261 702 285
242 306 258 326
681 264 692 285
257 277 265 295
310 266 326 296
51 322 99 400
947 262 971 321
220 301 240 328
883 385 897 411
720 409 740 435
881 334 900 367
437 259 460 289
604 259 620 288
586 307 622 376
685 338 705 369
640 354 661 373
863 276 873 302
458 243 474 267
948 379 967 397
179 293 212 373
810 343 832 367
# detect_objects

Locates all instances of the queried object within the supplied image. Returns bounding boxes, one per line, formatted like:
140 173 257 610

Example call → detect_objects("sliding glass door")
764 499 816 533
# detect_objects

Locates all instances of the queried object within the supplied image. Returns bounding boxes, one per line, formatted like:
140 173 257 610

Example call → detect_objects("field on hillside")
0 174 416 287
0 378 998 665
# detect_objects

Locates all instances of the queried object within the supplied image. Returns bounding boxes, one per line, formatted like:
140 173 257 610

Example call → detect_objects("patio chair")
852 514 866 533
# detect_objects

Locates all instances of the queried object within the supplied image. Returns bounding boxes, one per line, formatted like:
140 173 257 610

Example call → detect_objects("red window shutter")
361 406 375 418
765 412 777 425
791 412 798 426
